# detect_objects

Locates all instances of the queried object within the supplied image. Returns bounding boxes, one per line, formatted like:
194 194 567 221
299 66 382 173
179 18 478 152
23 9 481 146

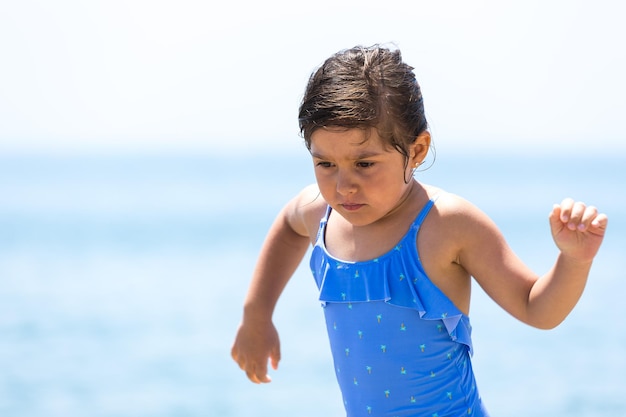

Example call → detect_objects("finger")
231 345 240 363
257 357 272 382
567 200 584 223
590 212 609 232
565 201 586 231
246 368 261 384
549 204 565 235
559 198 575 223
549 204 561 222
246 356 271 384
577 205 599 232
247 366 272 384
234 356 245 371
258 373 272 383
231 347 245 370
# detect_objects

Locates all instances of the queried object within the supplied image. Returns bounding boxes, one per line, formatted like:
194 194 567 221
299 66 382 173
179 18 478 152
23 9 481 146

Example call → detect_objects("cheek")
313 171 334 194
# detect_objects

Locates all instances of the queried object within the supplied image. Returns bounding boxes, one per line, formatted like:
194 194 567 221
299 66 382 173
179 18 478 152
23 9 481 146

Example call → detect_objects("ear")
409 131 431 166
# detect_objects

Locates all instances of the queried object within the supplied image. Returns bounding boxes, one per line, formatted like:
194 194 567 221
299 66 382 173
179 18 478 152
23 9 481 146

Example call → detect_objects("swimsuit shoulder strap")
412 194 441 229
314 205 332 243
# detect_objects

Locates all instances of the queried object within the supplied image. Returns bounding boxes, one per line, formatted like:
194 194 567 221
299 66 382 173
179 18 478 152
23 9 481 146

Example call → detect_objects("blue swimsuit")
310 199 489 417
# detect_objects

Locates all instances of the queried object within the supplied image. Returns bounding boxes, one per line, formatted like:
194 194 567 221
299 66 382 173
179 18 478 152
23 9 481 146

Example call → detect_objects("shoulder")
283 184 328 240
423 187 502 247
416 187 509 314
429 189 494 225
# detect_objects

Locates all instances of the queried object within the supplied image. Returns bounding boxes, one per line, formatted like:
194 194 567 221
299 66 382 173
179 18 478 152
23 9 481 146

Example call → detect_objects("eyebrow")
310 151 383 160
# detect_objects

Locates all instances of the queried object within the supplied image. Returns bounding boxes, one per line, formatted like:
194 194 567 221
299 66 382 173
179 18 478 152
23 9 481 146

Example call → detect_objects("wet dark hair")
298 45 428 165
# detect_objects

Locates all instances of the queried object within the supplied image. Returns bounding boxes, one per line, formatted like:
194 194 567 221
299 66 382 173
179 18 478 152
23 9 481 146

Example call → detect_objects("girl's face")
310 127 422 227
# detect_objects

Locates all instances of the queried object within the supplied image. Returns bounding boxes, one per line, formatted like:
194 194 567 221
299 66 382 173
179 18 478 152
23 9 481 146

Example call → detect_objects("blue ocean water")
0 152 624 417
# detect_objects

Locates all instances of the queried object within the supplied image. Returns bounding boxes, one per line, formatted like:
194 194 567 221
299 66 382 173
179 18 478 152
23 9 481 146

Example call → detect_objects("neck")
381 179 420 221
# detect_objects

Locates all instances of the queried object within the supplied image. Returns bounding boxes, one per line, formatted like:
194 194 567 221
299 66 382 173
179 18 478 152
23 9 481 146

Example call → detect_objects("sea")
0 150 624 417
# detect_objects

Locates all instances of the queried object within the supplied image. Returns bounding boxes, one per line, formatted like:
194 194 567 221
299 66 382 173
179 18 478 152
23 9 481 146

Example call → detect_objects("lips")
340 203 365 211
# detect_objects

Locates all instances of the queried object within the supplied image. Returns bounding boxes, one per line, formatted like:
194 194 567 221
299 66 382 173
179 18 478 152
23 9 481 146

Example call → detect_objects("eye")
356 161 374 168
315 161 334 168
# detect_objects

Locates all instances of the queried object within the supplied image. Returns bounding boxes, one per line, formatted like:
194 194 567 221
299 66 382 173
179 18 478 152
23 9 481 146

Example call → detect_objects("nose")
336 169 357 196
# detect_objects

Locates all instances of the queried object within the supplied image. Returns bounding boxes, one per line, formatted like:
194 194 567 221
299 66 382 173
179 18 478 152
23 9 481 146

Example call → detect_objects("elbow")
523 314 567 330
533 321 561 331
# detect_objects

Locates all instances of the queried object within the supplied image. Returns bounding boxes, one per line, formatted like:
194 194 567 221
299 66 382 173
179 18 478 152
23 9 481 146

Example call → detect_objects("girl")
231 45 607 416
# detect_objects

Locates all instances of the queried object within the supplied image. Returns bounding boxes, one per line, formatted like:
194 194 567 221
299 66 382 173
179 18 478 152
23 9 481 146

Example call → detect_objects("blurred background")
1 1 624 416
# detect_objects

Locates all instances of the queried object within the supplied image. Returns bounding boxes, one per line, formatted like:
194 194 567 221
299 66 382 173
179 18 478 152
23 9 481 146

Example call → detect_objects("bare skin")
231 128 608 384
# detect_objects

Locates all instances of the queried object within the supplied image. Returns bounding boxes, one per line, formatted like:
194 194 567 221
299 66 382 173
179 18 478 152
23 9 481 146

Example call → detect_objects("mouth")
340 203 365 212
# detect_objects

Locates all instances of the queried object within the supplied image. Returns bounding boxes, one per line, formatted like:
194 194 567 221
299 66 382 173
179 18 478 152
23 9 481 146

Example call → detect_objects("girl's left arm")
456 197 608 329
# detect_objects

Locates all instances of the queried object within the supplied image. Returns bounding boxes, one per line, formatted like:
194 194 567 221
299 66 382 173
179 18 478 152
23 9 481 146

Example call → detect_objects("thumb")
270 345 281 370
549 204 565 234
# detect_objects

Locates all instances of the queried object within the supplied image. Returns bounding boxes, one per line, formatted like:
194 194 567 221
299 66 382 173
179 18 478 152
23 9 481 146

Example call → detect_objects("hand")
549 198 608 263
231 319 281 384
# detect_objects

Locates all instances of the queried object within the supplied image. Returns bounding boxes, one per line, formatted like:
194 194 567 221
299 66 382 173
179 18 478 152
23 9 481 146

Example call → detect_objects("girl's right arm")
231 185 323 383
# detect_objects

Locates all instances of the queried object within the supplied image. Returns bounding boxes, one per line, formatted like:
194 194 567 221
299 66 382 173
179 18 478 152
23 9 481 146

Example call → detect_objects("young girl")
231 45 608 416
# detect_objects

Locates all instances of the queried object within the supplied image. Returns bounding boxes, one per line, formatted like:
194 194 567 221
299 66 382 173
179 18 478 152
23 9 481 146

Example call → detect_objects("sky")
1 0 625 156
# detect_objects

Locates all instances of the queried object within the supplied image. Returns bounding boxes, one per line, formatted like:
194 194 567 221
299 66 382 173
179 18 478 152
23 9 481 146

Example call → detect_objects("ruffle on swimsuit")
310 199 473 355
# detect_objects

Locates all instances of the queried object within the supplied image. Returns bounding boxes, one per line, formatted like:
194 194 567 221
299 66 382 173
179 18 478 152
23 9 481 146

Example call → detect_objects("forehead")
310 127 389 157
